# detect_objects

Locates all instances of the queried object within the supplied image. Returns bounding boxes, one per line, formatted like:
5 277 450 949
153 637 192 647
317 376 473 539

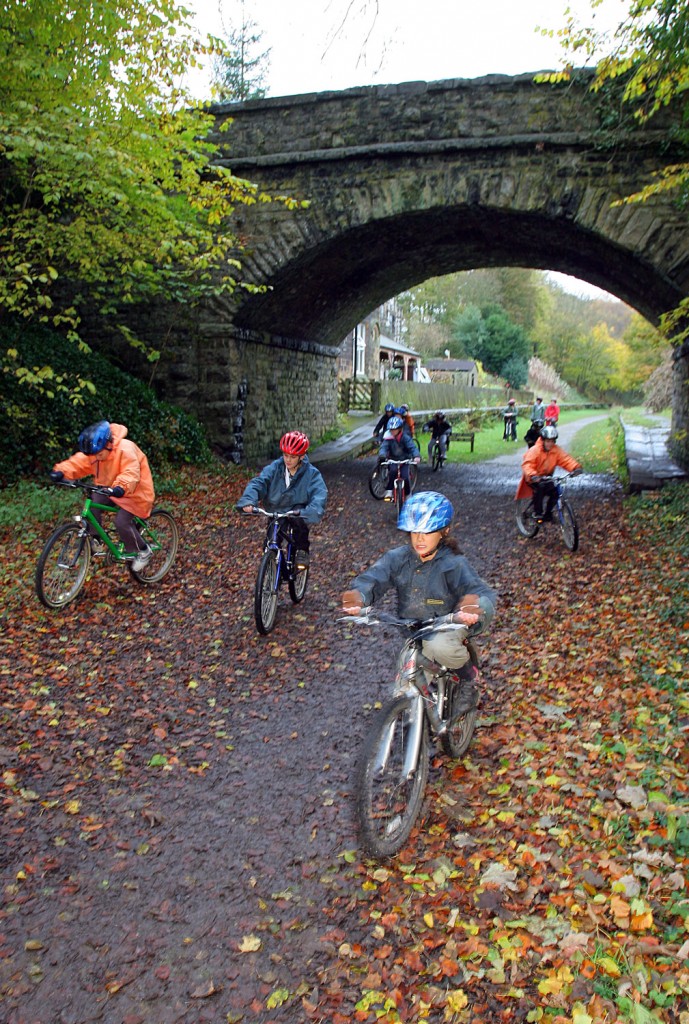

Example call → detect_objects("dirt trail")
0 456 618 1024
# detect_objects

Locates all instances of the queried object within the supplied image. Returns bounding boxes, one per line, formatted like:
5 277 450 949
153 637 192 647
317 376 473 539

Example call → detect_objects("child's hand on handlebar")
341 589 364 615
452 594 481 626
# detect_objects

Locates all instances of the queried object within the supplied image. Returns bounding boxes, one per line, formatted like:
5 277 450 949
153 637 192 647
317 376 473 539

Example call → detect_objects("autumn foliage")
0 463 687 1023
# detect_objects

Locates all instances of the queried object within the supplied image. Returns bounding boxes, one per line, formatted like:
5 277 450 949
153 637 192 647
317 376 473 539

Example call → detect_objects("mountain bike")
35 480 179 609
247 508 309 635
516 472 579 551
368 457 418 501
370 458 418 513
346 610 480 859
429 432 451 471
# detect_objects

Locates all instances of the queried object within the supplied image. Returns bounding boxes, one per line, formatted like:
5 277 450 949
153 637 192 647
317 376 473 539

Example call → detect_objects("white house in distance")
337 299 425 382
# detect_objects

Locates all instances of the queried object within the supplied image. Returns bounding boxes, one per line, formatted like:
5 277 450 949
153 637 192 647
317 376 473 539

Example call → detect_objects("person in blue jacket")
378 414 420 500
236 430 327 566
341 491 496 709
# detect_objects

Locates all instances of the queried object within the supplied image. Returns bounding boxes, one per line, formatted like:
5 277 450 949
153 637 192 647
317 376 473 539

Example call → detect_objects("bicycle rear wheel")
559 499 579 552
441 682 478 758
35 523 91 608
288 559 309 603
254 550 279 634
129 509 179 584
516 499 539 538
356 695 429 859
368 462 388 500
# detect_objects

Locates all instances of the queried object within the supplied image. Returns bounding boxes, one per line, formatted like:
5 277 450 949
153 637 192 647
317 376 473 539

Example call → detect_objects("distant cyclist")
397 404 416 439
516 425 582 522
372 404 397 444
378 415 420 500
422 410 452 464
236 431 327 567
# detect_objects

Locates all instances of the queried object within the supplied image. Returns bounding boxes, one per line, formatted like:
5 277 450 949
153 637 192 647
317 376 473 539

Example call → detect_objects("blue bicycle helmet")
78 420 112 455
384 403 395 413
398 491 454 533
387 415 404 431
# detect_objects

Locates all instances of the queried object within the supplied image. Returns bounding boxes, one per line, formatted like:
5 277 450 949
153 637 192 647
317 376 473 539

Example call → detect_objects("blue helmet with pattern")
78 420 112 455
384 403 395 413
387 415 404 431
397 491 454 533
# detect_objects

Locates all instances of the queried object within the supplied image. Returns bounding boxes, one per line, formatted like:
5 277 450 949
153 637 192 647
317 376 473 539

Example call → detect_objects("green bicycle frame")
76 494 154 561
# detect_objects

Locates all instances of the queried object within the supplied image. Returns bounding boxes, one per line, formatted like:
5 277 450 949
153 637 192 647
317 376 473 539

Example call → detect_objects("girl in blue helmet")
341 491 496 684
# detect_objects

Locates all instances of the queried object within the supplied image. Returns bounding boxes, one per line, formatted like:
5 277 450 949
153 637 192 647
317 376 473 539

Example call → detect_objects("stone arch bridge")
146 72 689 462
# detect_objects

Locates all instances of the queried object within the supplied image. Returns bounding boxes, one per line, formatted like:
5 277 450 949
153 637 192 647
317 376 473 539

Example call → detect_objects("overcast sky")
186 0 632 300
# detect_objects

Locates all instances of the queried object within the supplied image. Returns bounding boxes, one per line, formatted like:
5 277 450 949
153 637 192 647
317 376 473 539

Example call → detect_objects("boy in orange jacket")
515 425 582 521
51 420 155 570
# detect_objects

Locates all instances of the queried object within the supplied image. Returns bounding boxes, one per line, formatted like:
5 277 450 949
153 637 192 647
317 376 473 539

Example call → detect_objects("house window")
356 333 366 376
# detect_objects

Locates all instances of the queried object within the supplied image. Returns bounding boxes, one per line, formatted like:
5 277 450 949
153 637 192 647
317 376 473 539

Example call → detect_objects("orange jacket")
54 423 155 518
515 439 581 500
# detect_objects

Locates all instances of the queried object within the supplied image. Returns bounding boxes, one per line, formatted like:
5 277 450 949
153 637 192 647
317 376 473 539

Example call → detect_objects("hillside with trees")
398 268 664 402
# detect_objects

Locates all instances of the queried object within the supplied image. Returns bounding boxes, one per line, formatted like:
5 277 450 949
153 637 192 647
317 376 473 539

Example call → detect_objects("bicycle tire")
409 463 418 492
128 509 179 584
368 462 388 500
288 562 309 603
254 549 279 634
395 478 405 515
432 445 441 472
35 522 91 608
516 499 539 538
356 694 429 859
559 499 579 552
441 683 478 758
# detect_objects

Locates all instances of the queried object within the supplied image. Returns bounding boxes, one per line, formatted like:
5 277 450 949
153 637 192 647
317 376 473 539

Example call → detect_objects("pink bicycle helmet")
280 431 310 456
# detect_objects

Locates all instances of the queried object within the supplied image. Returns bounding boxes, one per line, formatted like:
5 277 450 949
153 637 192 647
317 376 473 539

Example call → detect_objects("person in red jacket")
544 398 560 425
50 421 155 571
515 425 582 521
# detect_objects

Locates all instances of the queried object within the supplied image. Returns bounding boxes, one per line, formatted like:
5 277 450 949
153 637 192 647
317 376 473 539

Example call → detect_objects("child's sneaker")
384 490 393 501
131 546 152 572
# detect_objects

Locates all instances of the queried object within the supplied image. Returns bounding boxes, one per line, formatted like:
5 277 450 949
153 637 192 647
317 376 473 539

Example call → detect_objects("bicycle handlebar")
340 608 468 639
239 506 301 518
378 458 416 466
52 479 118 496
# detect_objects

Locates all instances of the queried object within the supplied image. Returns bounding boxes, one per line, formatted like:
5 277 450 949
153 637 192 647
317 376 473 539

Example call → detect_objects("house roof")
378 334 421 358
425 359 477 371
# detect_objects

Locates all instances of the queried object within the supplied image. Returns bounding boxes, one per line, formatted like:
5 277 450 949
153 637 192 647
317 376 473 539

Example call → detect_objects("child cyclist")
516 425 582 522
236 430 327 566
50 420 155 571
378 414 420 501
341 491 496 710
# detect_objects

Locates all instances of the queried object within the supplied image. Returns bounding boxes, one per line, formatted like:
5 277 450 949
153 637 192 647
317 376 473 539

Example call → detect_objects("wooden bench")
450 431 475 452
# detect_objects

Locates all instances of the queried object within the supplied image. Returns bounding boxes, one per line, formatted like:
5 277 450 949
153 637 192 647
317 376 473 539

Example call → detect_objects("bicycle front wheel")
432 445 441 471
254 550 279 634
395 479 406 514
408 463 418 492
355 695 429 859
559 500 579 552
516 499 539 538
368 462 388 500
35 523 91 608
129 510 179 584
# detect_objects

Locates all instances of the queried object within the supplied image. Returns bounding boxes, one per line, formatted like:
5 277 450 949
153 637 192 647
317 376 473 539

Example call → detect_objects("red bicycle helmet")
280 430 310 456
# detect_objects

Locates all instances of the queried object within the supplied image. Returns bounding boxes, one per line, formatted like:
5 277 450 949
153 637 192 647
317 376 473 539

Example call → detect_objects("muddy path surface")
0 456 619 1024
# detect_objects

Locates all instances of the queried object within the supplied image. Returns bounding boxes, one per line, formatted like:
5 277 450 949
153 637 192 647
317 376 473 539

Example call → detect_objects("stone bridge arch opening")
233 203 675 347
140 74 688 462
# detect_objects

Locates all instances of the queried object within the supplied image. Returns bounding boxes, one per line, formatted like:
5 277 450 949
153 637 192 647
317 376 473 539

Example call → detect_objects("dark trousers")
532 480 558 516
279 516 310 553
92 493 146 553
